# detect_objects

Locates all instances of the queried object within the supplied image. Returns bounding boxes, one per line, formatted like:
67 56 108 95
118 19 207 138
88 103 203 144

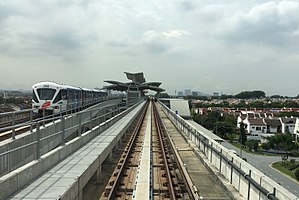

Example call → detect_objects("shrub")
295 169 299 180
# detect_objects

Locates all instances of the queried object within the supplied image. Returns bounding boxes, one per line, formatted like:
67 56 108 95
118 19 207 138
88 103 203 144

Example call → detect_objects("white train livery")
32 81 107 115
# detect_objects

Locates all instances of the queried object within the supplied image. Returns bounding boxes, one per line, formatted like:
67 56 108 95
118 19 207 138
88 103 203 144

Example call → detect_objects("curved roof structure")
103 72 164 93
124 72 145 83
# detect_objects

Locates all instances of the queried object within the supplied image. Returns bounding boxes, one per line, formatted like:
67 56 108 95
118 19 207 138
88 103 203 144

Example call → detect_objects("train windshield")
37 88 56 100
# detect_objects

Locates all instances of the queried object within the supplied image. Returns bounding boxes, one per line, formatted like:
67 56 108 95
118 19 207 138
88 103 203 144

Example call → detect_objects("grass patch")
229 142 265 155
272 161 299 180
228 141 283 156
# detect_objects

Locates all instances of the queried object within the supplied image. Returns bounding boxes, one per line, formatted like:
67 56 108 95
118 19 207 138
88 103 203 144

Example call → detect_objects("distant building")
192 91 199 96
185 89 191 96
178 91 184 97
3 91 8 99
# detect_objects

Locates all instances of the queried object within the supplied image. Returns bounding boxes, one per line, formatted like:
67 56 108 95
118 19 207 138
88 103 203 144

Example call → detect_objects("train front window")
32 90 39 103
37 88 56 100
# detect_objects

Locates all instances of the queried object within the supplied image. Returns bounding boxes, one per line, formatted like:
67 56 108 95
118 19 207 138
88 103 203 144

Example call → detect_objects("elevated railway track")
1 98 296 200
100 99 205 199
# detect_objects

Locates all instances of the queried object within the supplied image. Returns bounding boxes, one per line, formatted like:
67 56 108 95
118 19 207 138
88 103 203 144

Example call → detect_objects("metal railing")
0 97 124 134
0 99 124 176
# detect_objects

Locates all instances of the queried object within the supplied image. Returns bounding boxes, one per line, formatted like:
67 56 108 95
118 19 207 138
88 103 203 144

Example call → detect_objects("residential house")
243 118 267 135
293 118 299 140
263 118 282 133
280 117 297 134
196 108 209 115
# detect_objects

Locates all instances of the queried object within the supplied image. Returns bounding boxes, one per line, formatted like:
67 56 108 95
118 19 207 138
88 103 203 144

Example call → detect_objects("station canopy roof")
103 72 164 93
125 72 145 83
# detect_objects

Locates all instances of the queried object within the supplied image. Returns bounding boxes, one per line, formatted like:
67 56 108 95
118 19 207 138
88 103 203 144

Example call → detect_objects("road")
222 141 299 197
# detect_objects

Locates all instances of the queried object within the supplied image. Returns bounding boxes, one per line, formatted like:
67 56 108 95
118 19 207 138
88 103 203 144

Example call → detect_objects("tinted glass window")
53 90 62 103
37 89 56 100
32 90 39 103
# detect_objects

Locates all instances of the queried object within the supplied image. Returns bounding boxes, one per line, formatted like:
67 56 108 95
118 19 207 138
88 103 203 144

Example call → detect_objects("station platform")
9 102 145 200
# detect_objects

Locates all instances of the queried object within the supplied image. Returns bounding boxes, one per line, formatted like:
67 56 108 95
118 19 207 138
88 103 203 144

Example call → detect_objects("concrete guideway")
133 103 152 199
3 96 297 200
4 102 145 200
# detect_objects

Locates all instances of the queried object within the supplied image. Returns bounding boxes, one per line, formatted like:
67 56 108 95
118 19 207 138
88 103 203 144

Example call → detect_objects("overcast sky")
1 0 299 96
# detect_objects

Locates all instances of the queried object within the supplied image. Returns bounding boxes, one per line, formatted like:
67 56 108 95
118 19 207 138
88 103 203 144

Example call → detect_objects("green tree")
214 121 235 139
239 122 247 145
261 142 271 150
245 140 259 151
223 114 237 125
267 133 298 151
235 90 266 99
295 169 299 180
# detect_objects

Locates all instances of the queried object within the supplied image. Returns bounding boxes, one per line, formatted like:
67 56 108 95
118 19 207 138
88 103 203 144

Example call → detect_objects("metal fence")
0 98 123 177
0 98 118 135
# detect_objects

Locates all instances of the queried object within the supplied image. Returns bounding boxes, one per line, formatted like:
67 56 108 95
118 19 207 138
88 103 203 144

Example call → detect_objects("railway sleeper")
118 188 134 193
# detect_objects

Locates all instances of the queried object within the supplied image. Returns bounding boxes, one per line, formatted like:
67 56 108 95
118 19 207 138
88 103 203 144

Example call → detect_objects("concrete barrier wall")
159 101 297 200
60 102 144 200
0 101 143 200
0 99 122 176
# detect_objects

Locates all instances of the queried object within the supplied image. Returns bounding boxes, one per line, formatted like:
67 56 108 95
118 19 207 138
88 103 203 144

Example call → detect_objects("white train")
32 81 108 115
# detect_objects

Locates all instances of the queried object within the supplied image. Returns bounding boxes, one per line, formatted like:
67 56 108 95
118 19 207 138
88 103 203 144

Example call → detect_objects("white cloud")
210 1 299 47
141 30 189 53
1 0 299 96
162 30 189 38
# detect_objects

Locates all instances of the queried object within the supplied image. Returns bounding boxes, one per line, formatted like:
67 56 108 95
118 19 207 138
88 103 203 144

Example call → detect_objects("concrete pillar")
78 190 83 200
96 164 102 180
114 142 119 151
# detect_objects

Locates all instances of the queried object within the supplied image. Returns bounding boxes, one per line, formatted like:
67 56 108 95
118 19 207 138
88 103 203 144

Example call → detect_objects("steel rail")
153 103 177 200
104 100 149 199
155 103 199 200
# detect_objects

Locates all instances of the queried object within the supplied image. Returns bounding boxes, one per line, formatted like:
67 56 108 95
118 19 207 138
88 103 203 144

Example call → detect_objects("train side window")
67 89 73 101
61 90 67 100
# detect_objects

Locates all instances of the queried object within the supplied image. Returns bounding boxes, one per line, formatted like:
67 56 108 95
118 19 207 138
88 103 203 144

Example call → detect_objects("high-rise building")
178 91 184 97
192 91 199 96
185 89 192 96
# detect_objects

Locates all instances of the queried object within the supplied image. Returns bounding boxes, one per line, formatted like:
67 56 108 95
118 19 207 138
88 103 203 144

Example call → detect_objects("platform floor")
10 103 145 200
